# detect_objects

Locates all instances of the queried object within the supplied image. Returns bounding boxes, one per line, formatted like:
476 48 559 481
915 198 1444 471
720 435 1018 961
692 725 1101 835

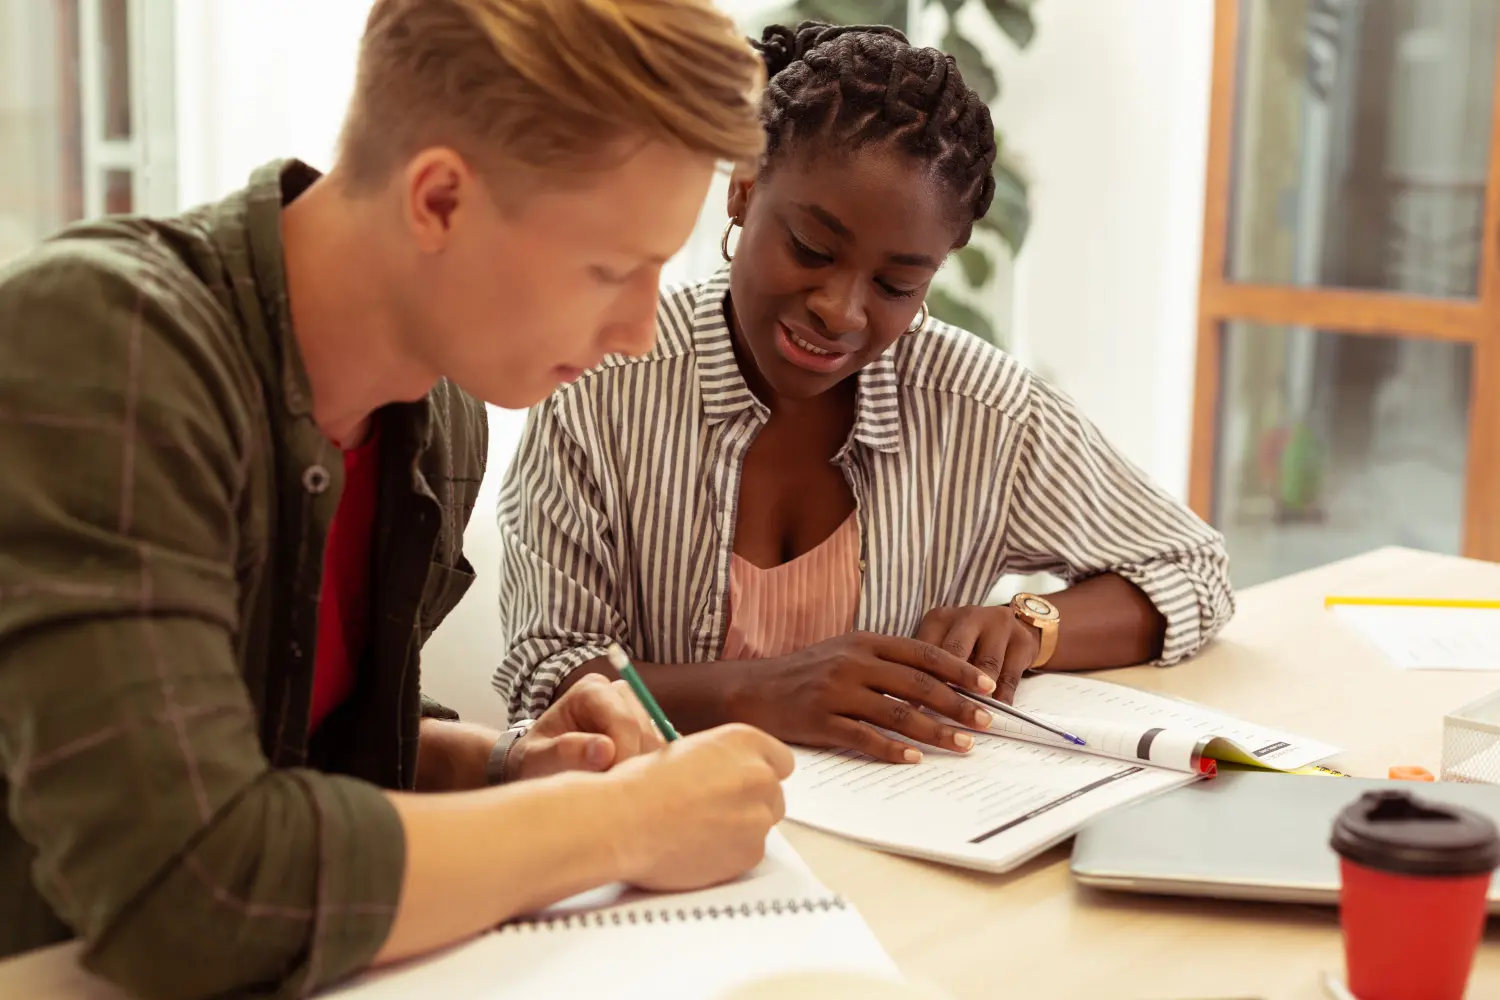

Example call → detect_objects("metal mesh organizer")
1442 689 1500 784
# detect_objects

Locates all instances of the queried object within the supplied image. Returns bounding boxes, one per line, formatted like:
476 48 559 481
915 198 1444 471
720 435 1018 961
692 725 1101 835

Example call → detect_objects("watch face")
1017 595 1058 619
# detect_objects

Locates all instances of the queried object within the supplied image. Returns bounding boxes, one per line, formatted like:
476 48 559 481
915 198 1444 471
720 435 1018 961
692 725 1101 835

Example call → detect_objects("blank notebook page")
327 833 898 999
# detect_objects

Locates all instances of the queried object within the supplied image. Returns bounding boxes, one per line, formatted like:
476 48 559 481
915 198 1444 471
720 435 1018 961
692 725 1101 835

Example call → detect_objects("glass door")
1192 0 1500 586
0 0 175 269
0 0 82 266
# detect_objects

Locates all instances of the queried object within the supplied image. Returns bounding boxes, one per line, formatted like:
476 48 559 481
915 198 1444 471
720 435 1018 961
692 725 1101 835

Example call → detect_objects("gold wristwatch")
1010 593 1061 668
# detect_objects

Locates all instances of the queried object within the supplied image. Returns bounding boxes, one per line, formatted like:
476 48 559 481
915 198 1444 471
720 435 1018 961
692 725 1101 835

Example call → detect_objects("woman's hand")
508 673 665 781
726 632 998 764
915 604 1041 703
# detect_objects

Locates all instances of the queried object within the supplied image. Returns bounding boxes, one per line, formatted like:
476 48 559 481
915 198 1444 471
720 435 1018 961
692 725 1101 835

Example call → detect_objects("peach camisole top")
720 511 861 661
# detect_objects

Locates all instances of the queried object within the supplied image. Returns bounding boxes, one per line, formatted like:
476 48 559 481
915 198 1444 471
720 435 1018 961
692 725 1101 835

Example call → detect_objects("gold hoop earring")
721 219 740 262
906 301 929 335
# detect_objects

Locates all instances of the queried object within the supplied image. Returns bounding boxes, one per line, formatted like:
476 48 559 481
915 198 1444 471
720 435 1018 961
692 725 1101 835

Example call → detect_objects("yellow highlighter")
1324 595 1500 610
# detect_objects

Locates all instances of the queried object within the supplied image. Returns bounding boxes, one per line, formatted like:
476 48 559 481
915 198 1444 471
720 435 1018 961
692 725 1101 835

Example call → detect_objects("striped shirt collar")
689 264 903 454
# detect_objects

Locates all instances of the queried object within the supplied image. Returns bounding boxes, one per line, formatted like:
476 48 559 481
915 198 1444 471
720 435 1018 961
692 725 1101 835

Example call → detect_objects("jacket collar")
241 159 318 419
237 160 435 461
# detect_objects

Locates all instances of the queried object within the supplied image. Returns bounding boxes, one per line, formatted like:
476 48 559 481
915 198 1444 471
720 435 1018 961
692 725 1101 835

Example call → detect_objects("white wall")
172 0 1216 723
174 0 367 209
976 0 1214 498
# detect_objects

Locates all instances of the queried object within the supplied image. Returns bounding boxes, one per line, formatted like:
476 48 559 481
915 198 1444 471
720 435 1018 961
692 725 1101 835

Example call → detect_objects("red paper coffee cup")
1331 790 1500 1000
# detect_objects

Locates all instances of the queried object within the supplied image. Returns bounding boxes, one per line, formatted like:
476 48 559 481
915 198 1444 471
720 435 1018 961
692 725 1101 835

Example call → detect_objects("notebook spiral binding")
502 896 848 933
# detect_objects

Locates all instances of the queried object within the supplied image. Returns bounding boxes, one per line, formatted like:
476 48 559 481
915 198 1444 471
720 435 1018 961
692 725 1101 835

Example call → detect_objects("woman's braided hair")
752 21 997 243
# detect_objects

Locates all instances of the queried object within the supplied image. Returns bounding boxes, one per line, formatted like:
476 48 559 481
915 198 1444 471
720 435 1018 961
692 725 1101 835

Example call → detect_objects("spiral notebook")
326 833 898 999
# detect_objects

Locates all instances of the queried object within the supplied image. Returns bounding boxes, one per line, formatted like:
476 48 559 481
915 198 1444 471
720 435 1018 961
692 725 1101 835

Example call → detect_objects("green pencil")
606 644 680 742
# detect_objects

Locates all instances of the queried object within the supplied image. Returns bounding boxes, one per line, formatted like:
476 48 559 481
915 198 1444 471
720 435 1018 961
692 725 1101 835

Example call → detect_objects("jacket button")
302 465 331 494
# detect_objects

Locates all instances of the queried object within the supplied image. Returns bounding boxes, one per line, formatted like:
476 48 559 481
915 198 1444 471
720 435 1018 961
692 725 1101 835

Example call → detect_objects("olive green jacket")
0 161 486 998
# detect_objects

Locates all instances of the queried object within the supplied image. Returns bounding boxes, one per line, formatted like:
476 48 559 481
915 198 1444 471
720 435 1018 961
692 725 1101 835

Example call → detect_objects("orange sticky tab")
1388 765 1435 782
1197 758 1218 778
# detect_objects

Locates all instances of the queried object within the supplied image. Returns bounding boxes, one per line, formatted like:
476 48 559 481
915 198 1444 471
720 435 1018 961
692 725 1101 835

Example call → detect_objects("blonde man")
0 1 791 997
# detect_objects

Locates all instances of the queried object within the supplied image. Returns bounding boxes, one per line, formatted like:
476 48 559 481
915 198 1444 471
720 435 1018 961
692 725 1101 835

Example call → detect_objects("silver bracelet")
484 719 536 786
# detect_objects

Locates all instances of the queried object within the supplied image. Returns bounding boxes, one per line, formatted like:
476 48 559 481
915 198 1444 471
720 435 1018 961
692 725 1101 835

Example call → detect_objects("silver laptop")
1070 771 1500 912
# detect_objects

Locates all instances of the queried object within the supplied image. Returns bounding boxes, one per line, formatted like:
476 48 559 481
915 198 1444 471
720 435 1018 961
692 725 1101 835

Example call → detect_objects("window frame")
74 0 176 218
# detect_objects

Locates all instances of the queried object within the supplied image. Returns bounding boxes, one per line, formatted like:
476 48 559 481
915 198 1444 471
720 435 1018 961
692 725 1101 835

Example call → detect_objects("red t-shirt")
309 426 382 734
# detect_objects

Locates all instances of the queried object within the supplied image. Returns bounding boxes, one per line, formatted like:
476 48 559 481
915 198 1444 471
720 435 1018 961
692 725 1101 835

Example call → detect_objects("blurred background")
5 0 1498 721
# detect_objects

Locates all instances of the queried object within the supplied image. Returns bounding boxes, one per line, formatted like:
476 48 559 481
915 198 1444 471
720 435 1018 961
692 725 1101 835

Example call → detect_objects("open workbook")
325 833 898 999
783 673 1342 874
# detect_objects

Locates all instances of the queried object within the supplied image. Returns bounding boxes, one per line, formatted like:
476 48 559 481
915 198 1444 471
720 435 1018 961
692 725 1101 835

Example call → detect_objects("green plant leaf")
942 26 998 104
927 288 1000 347
976 156 1030 253
791 0 907 28
954 244 994 289
981 0 1037 49
753 3 799 30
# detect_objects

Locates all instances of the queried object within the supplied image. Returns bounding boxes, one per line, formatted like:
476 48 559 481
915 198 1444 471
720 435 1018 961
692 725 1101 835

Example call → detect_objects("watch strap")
1010 593 1060 669
485 719 535 786
1032 619 1059 668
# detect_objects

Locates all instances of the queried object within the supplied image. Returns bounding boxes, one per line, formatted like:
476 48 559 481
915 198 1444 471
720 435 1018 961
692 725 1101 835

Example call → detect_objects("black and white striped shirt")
494 267 1234 721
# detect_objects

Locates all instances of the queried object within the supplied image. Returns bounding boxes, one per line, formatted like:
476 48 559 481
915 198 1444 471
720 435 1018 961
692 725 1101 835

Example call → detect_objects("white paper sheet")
1000 673 1343 771
331 910 898 1000
981 710 1205 771
783 674 1341 872
1332 604 1500 671
530 829 822 919
326 832 899 999
783 735 1196 873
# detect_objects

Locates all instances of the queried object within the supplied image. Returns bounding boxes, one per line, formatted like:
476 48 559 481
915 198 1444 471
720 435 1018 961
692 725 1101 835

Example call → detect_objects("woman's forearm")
549 572 1167 728
555 657 742 734
1043 572 1167 670
374 771 631 964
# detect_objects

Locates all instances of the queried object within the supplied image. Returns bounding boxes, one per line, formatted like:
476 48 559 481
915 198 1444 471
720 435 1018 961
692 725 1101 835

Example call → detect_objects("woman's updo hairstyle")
751 21 998 242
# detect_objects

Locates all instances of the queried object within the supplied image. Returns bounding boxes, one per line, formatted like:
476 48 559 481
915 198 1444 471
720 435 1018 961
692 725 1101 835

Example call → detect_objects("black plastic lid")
1331 790 1500 877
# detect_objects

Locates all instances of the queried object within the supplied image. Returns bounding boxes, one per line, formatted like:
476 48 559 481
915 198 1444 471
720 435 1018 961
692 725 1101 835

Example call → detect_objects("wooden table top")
6 546 1499 999
783 546 1500 999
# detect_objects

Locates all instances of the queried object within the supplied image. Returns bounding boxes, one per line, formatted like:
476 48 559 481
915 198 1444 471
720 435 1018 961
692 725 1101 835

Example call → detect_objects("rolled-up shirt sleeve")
493 397 628 722
999 372 1235 664
0 257 404 998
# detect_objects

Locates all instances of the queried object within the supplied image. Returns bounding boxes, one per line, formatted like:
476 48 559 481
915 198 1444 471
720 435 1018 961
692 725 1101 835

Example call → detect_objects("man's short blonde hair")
338 0 767 188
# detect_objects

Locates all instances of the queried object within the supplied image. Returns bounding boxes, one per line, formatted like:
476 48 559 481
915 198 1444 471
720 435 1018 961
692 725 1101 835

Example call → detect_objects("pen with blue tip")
950 683 1086 747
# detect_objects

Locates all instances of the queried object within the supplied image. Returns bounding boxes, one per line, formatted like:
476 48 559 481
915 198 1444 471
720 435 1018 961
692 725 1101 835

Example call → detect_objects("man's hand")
915 604 1041 703
612 723 794 892
725 632 997 764
507 673 664 782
